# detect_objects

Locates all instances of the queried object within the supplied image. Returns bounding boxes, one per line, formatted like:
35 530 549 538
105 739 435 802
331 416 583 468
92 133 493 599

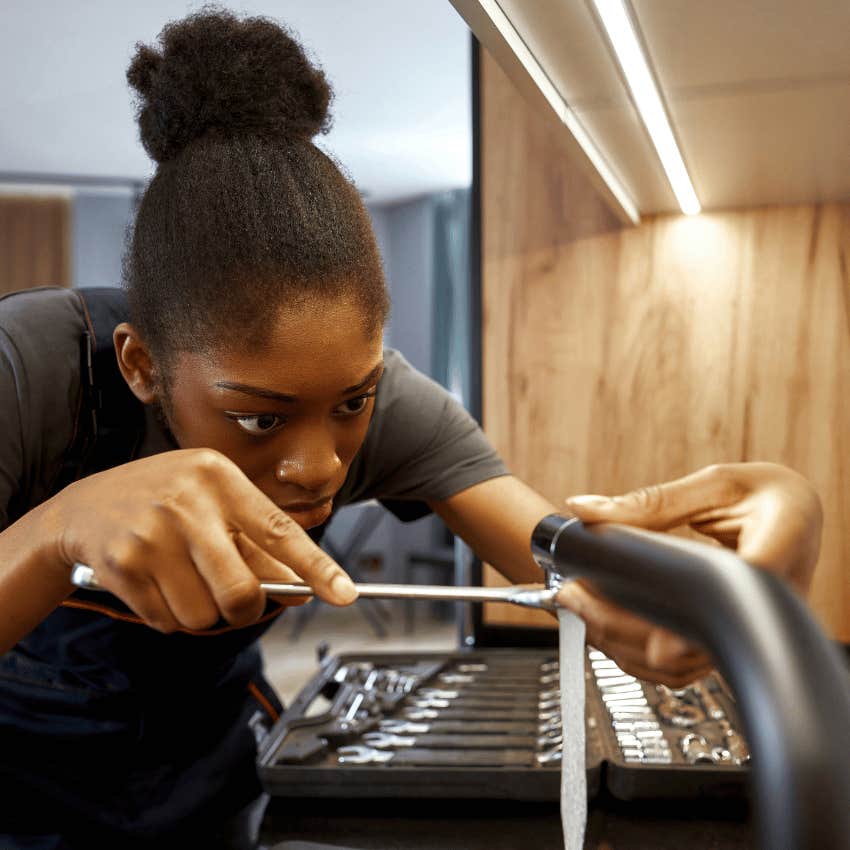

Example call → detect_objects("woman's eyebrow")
213 382 297 403
214 362 385 403
342 363 385 395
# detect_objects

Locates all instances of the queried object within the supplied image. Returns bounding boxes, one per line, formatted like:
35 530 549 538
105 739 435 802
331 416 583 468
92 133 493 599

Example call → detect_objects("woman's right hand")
50 448 357 633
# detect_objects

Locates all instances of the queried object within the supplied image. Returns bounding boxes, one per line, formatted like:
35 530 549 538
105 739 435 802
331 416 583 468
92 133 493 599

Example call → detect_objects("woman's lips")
281 499 333 529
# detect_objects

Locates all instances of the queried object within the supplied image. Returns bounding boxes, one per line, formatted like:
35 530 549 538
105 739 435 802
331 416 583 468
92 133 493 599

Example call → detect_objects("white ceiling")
456 0 850 214
0 1 472 204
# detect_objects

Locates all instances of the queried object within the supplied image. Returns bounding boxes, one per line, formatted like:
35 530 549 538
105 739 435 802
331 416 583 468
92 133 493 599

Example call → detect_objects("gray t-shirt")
0 287 508 531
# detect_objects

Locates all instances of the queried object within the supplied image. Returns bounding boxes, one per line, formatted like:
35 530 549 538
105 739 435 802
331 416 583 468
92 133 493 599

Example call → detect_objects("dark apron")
0 599 285 847
0 289 292 847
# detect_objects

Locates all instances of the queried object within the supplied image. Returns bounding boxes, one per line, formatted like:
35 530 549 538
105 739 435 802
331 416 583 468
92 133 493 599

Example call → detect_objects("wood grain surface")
480 50 850 639
0 195 71 295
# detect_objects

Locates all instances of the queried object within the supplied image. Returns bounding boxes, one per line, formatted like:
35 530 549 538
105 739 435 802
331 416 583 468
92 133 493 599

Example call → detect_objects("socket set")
586 649 751 800
257 648 749 802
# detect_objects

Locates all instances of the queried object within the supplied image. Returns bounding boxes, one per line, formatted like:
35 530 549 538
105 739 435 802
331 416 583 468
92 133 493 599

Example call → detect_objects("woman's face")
161 296 384 530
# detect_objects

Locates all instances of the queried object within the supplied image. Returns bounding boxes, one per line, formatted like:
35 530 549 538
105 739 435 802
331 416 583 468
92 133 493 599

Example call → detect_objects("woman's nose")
275 441 342 494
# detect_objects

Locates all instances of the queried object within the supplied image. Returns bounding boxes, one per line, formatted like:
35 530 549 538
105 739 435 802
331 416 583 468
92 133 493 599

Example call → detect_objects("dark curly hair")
124 7 389 363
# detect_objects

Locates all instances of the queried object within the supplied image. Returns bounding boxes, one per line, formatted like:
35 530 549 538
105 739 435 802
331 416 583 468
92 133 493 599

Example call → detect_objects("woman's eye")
233 414 286 435
334 393 375 417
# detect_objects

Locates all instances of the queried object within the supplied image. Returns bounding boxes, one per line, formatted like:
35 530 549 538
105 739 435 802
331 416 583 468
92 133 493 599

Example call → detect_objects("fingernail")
331 574 357 604
566 495 611 508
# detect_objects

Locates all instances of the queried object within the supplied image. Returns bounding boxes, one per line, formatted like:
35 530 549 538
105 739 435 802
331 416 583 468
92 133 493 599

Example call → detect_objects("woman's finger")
188 525 269 626
105 569 182 634
233 531 311 607
566 464 749 531
214 459 357 605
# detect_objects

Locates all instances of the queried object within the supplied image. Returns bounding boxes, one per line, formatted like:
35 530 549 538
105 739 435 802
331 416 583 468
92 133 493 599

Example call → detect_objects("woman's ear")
113 323 159 404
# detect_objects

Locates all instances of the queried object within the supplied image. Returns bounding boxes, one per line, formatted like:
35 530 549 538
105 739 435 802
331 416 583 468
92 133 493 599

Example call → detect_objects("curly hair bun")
127 8 332 163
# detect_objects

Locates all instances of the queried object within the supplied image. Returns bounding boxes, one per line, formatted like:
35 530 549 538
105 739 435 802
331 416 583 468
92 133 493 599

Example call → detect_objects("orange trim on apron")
248 681 280 723
59 598 285 636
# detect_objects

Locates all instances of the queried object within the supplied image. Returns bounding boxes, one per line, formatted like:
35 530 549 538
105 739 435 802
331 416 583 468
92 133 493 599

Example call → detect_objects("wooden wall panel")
481 50 850 640
0 195 71 295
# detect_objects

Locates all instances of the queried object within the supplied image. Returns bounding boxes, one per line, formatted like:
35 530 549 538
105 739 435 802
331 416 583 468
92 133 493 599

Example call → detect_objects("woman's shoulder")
0 286 89 347
377 348 454 408
0 287 94 522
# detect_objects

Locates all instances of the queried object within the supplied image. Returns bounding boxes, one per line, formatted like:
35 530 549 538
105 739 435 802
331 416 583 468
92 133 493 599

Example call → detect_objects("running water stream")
559 608 587 850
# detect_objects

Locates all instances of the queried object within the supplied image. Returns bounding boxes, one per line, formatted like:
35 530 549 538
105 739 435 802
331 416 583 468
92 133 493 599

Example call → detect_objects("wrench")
657 699 705 728
379 719 540 736
408 697 560 713
408 697 547 711
536 746 564 765
70 565 560 611
361 732 537 750
439 673 559 687
692 681 726 720
719 719 751 765
420 687 560 701
337 745 534 767
680 732 715 764
404 707 559 722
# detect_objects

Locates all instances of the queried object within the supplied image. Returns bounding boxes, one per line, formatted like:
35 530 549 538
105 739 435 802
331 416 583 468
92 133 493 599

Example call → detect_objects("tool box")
257 647 750 802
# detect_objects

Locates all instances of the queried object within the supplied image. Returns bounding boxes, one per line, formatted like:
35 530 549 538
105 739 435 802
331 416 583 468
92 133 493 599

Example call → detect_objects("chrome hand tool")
378 719 539 736
679 732 715 765
589 650 671 764
407 696 555 711
417 685 555 701
719 719 751 765
361 731 537 750
535 745 564 766
69 564 559 611
691 681 726 721
655 684 706 729
403 707 559 722
439 672 560 686
336 745 534 767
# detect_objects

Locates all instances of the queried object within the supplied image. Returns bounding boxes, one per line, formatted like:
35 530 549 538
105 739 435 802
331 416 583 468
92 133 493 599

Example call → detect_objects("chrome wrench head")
537 733 563 748
337 745 392 765
403 709 438 721
410 698 451 709
379 720 429 734
362 732 414 749
536 746 563 765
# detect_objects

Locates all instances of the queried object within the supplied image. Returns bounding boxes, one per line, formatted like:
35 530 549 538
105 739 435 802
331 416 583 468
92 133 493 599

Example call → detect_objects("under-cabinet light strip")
591 0 701 215
479 0 640 224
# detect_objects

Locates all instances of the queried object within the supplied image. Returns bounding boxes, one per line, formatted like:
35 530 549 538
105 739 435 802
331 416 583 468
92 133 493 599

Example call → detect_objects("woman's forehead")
177 320 384 402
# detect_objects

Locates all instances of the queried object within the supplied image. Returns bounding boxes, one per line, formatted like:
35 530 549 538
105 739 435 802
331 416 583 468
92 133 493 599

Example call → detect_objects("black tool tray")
257 648 749 803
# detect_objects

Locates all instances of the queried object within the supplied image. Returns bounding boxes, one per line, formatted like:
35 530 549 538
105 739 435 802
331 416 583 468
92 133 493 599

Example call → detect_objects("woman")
0 10 821 848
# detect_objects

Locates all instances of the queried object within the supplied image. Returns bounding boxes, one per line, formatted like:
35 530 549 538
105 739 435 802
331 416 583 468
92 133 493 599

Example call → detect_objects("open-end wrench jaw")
337 745 392 765
362 732 414 749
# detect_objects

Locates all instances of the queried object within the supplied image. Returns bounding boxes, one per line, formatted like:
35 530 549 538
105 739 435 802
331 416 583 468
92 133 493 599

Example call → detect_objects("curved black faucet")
532 515 850 850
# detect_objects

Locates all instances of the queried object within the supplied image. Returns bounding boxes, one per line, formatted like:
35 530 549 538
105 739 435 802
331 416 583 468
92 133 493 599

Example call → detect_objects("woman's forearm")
0 495 73 653
430 476 559 585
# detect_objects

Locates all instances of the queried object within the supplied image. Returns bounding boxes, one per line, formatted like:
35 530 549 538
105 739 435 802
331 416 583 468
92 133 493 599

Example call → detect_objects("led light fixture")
591 0 701 215
473 0 640 224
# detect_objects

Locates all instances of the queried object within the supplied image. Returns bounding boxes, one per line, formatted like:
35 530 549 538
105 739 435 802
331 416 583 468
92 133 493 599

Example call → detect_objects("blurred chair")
402 539 455 635
288 501 390 640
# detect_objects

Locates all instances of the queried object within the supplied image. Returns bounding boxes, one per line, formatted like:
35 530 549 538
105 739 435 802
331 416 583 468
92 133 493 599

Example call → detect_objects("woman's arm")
429 463 823 687
0 498 74 653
